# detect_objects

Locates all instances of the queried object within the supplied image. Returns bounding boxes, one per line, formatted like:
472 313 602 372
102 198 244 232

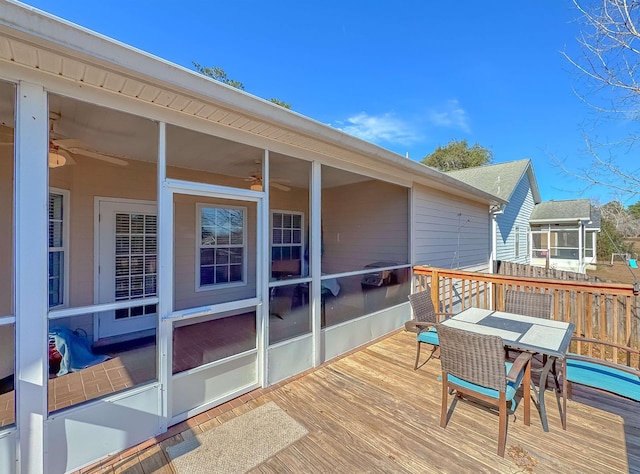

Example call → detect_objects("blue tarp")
630 259 638 269
49 326 109 376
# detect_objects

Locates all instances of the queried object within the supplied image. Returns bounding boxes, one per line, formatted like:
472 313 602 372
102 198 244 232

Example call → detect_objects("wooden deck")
77 330 640 473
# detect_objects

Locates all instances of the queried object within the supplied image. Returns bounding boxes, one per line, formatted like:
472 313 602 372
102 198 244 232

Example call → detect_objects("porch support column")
15 81 48 474
157 121 173 432
310 161 322 366
259 149 269 387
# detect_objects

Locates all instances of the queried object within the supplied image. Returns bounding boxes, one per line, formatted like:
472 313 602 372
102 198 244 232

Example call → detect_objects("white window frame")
48 188 70 309
196 203 247 291
270 209 305 276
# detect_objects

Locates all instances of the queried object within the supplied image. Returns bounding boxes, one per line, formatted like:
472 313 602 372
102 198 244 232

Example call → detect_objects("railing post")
431 270 440 313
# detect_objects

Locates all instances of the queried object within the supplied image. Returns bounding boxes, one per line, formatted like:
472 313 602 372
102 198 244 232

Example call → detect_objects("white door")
97 199 157 339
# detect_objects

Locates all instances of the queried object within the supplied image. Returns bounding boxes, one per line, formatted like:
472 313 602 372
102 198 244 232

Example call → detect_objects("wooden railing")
413 266 640 357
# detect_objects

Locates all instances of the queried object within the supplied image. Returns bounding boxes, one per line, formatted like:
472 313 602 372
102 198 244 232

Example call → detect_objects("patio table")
440 307 575 432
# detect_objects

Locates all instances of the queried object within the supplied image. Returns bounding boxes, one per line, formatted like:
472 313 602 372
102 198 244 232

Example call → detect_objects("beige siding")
413 184 490 271
49 159 157 307
322 180 409 274
173 194 258 311
0 148 12 315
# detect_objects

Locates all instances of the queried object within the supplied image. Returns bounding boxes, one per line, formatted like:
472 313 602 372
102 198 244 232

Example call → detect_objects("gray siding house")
447 159 541 267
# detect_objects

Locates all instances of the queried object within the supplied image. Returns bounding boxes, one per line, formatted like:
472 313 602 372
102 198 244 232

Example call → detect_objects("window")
514 226 520 258
271 211 303 278
197 204 246 288
585 232 594 258
48 189 69 308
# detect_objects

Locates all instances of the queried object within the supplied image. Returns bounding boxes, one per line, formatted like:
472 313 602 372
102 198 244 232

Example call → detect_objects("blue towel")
630 259 638 269
49 326 109 376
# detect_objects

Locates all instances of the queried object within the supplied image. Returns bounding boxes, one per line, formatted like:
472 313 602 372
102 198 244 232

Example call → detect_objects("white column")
15 82 48 474
310 161 322 366
259 150 269 386
157 122 173 431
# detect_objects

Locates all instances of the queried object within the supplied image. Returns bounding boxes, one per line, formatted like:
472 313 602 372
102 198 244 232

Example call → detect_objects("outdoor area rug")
166 401 309 474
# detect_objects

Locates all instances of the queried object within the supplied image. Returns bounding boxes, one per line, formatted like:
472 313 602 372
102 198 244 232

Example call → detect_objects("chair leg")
414 341 422 370
498 394 507 457
562 362 568 430
523 363 531 427
440 372 448 428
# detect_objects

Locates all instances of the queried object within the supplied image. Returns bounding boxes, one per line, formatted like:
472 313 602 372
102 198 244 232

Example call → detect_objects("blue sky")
20 1 639 204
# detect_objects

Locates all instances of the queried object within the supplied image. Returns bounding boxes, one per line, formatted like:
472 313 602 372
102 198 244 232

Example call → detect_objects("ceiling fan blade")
66 147 129 166
52 138 85 148
271 182 291 192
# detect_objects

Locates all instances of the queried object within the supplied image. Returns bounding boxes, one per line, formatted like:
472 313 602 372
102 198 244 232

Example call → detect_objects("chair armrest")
404 321 435 333
507 352 532 382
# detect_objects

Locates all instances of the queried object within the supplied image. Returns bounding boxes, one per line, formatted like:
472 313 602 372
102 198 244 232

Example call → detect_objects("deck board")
76 330 640 474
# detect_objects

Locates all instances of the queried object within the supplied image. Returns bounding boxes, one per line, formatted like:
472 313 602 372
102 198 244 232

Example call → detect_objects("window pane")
199 206 246 287
116 235 130 255
215 249 229 264
49 193 63 220
116 213 129 233
49 251 64 307
229 264 242 282
145 215 157 233
200 267 214 285
215 266 229 284
49 221 63 248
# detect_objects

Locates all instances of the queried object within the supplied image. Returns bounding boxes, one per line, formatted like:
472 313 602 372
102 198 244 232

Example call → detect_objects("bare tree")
558 1 640 197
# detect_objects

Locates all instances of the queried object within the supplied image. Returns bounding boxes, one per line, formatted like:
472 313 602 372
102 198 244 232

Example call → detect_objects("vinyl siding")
496 175 535 264
413 185 490 271
0 147 12 316
322 180 409 274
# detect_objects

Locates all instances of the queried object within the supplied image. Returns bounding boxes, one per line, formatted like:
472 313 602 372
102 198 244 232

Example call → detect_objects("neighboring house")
529 199 600 273
0 3 505 473
447 159 542 268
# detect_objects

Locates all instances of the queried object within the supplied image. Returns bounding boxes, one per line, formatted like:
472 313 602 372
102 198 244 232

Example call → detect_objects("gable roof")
586 208 601 230
445 159 542 204
530 199 592 224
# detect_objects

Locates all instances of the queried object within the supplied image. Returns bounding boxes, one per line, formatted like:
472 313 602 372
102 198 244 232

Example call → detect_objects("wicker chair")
504 289 552 319
406 288 454 370
437 324 532 457
504 289 556 383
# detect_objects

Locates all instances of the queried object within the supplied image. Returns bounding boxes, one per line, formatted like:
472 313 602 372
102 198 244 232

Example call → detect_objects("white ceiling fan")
0 121 129 168
48 114 129 168
243 161 291 191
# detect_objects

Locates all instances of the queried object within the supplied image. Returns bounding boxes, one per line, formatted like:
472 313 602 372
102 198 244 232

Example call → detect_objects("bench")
564 337 640 402
562 337 640 429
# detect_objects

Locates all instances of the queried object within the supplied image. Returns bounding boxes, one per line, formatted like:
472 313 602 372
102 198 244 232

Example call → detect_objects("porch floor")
75 330 640 473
